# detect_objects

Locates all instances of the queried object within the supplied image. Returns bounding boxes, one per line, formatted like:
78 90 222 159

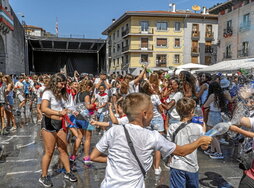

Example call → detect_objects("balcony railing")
240 21 251 32
238 49 249 57
223 27 233 38
121 28 130 37
191 31 200 40
223 52 232 59
205 46 213 53
122 44 153 52
156 62 167 67
139 28 154 34
191 47 199 56
205 31 214 41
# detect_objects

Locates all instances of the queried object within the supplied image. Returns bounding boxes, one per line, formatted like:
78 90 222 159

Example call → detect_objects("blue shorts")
149 116 164 132
76 120 95 131
207 111 222 127
7 96 14 106
170 168 199 188
37 98 42 105
67 115 78 128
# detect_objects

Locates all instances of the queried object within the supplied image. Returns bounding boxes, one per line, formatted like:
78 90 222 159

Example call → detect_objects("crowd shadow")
199 172 234 188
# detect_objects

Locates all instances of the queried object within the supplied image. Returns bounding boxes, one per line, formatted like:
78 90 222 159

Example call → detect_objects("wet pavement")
0 122 243 188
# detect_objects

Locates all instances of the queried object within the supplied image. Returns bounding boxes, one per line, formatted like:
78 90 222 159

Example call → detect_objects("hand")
90 119 97 126
198 136 212 146
59 109 68 116
108 103 112 109
73 111 79 116
201 144 209 150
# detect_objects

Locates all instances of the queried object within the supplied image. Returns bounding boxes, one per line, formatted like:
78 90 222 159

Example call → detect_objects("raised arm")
133 68 146 85
172 136 212 156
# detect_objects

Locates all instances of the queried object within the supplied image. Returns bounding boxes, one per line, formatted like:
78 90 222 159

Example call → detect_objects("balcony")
122 44 153 53
191 31 200 40
223 52 232 59
205 46 213 53
240 21 251 32
191 47 199 56
223 27 233 38
121 28 130 37
205 31 214 41
237 49 249 57
156 62 167 67
140 28 154 34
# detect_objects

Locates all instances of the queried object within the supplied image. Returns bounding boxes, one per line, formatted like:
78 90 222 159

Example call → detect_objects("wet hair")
176 97 196 119
79 79 93 92
123 93 151 122
149 73 160 93
179 71 196 94
116 98 125 109
139 80 153 96
207 81 227 112
44 73 68 101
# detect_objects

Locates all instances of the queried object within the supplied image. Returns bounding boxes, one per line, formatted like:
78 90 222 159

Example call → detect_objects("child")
90 99 129 127
90 93 212 188
167 97 207 188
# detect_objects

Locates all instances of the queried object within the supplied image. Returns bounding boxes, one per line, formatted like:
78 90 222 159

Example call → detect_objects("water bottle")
192 105 203 124
205 122 230 137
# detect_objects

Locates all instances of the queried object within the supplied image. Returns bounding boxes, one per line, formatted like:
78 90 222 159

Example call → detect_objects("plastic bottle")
192 105 203 124
205 122 230 137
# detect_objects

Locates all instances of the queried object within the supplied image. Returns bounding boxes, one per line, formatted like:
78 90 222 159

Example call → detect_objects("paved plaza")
0 120 243 188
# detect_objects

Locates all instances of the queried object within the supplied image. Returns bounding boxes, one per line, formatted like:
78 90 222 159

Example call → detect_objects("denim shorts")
207 111 222 127
149 116 164 132
170 168 199 188
7 96 14 106
37 98 42 105
76 120 95 131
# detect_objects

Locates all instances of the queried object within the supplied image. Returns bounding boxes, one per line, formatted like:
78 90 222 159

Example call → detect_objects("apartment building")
102 10 218 74
184 16 218 65
209 0 254 62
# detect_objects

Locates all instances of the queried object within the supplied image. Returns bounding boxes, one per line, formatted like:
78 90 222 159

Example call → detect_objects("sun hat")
220 78 230 88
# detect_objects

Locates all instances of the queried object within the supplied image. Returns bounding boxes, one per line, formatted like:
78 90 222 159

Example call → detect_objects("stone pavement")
0 123 243 188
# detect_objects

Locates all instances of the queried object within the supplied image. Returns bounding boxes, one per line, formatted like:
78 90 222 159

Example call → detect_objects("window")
140 21 149 32
157 38 167 47
156 54 167 67
174 38 180 48
242 41 249 54
126 23 129 29
141 54 148 63
192 24 199 31
117 44 120 52
157 22 168 31
117 30 119 38
174 54 180 64
113 46 116 53
227 20 232 29
174 22 181 31
191 56 198 64
226 45 232 58
113 32 115 40
141 38 148 48
243 13 250 25
205 56 212 65
113 59 116 66
117 58 119 66
206 25 212 32
126 39 129 46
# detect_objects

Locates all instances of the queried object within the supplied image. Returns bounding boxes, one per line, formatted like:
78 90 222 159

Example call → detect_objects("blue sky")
10 0 224 39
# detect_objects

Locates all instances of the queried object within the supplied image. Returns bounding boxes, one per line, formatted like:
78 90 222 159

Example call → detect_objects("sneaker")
154 166 162 176
209 152 224 159
204 149 214 155
64 172 78 182
69 155 77 162
219 138 229 145
39 176 53 187
9 127 17 132
83 156 92 164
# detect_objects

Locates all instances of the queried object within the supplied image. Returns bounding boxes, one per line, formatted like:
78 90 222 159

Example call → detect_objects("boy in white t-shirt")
90 93 212 188
167 97 207 188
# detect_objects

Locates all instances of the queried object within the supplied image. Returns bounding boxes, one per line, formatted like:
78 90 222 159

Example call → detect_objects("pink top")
246 118 254 180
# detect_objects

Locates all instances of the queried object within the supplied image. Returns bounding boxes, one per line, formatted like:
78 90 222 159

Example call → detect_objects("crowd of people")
0 67 253 188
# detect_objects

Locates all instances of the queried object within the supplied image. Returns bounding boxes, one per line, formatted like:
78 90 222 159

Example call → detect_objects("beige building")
102 10 218 74
209 0 254 62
